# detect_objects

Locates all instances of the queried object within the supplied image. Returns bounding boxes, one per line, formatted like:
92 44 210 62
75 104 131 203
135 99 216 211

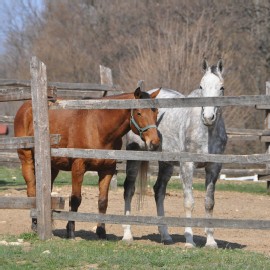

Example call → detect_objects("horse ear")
217 59 223 74
150 88 161 99
134 87 142 99
202 59 209 73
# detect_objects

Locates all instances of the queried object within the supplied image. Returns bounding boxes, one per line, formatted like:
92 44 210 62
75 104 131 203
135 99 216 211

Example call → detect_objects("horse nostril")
150 141 160 150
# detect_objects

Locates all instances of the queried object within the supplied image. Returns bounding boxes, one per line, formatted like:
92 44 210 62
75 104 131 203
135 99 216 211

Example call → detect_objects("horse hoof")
31 219 38 232
66 223 75 239
122 236 133 242
205 242 218 249
162 239 174 245
66 231 75 239
66 229 75 239
185 242 196 249
31 223 37 233
96 226 107 239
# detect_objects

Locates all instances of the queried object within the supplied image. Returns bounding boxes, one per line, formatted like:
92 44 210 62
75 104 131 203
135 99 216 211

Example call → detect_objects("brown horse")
14 87 160 239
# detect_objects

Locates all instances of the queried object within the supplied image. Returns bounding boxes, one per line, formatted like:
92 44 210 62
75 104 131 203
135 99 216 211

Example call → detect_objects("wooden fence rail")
0 197 65 210
0 135 60 149
49 94 270 110
0 79 122 100
51 148 270 164
29 210 270 230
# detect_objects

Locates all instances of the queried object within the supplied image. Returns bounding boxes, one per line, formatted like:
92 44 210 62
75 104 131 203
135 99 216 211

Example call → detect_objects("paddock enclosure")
0 57 270 242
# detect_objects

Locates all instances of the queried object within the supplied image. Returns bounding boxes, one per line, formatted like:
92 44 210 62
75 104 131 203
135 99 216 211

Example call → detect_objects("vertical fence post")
265 81 270 194
30 56 52 239
100 65 117 190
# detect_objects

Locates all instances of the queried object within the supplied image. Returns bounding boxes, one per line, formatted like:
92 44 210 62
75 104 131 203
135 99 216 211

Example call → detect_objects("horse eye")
137 112 142 116
199 86 202 89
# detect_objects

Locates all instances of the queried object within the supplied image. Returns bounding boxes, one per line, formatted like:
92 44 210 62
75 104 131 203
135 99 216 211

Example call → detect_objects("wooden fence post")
30 56 52 240
99 65 117 190
265 81 270 194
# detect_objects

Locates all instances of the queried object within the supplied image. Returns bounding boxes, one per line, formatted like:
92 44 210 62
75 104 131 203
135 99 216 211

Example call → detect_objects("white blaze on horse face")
200 69 224 126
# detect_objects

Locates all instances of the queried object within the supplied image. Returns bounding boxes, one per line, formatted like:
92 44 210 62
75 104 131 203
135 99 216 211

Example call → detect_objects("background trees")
1 0 270 153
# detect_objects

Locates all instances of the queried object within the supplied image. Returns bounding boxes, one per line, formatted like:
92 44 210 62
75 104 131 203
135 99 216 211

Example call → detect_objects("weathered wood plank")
226 128 268 136
30 56 52 240
99 65 118 190
0 115 15 123
0 134 61 149
260 136 270 142
56 90 104 99
49 95 270 110
0 87 56 101
31 210 270 230
116 162 270 176
51 148 270 164
0 79 122 92
0 152 19 162
0 197 65 209
228 134 259 141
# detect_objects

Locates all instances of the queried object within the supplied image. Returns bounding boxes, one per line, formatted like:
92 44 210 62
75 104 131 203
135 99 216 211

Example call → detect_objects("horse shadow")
53 229 121 242
53 229 245 250
137 233 246 250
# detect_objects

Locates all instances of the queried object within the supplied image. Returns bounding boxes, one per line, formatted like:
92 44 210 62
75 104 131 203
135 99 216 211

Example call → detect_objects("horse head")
130 87 160 150
200 59 224 126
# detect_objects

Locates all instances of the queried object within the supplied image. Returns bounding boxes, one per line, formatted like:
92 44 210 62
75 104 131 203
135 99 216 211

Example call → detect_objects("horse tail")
135 160 149 211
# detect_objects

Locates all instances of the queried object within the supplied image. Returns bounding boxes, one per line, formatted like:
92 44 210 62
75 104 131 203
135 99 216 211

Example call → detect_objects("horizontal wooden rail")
0 152 19 162
115 162 270 176
49 95 270 110
0 115 15 123
0 196 65 209
51 148 270 164
29 210 270 230
0 87 56 101
0 134 61 149
0 79 122 92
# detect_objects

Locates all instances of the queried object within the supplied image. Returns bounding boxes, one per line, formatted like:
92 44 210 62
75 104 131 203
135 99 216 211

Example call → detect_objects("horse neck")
98 109 131 143
101 93 134 139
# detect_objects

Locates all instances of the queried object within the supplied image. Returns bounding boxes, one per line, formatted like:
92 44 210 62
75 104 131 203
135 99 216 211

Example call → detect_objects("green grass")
0 234 269 270
0 166 268 195
1 166 270 269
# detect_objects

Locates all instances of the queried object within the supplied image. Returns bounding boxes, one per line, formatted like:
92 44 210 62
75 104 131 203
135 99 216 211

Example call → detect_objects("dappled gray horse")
122 59 227 248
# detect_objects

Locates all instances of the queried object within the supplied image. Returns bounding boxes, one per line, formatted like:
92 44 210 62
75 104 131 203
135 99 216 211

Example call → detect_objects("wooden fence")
1 56 270 240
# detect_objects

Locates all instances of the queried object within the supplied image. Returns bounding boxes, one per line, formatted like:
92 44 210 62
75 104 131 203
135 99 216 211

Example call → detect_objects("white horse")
122 59 227 248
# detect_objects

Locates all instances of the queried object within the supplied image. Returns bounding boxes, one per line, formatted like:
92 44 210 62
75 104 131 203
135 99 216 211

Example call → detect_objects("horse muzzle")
201 107 218 126
145 137 160 151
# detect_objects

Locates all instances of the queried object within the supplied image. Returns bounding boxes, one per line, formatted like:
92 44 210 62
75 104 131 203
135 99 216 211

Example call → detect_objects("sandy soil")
1 185 270 256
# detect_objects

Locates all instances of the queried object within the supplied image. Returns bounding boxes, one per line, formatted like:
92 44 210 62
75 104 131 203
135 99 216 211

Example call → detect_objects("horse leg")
122 160 140 242
153 161 174 245
204 162 222 248
18 149 38 231
66 159 85 239
96 170 114 239
51 167 59 189
180 162 196 248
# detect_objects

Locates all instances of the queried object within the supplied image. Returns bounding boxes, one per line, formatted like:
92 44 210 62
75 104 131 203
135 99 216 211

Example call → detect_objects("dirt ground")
1 185 270 256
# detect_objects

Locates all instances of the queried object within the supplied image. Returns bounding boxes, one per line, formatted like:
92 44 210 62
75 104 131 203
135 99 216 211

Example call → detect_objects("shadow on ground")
52 229 246 250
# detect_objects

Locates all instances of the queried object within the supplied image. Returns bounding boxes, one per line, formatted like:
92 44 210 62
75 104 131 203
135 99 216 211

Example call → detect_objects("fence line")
51 148 270 164
1 56 270 241
49 94 270 110
28 210 270 230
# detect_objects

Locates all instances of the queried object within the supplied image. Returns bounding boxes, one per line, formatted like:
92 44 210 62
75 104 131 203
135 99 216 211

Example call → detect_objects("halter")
130 109 157 139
